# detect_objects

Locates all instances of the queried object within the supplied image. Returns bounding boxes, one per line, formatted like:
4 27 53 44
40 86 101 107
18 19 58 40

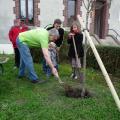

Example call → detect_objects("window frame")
19 0 34 25
67 0 77 25
68 0 77 19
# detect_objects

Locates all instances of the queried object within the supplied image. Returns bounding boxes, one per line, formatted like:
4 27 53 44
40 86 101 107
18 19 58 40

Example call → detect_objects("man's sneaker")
31 79 46 84
18 76 25 79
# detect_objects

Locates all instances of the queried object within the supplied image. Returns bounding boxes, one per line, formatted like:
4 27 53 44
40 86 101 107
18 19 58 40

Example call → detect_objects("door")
94 1 106 38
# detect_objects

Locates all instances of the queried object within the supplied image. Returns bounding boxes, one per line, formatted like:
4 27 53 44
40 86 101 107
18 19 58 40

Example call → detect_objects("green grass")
0 56 120 120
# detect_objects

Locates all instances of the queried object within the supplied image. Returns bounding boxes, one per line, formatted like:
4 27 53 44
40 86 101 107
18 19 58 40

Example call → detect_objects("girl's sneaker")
73 75 78 80
70 73 75 78
70 73 78 79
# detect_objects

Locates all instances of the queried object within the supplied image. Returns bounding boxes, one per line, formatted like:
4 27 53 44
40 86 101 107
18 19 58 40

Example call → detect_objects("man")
9 19 28 68
16 28 59 84
47 19 64 51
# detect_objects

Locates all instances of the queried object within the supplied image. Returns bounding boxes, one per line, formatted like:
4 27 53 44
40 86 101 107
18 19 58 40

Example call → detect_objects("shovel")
72 36 83 82
54 72 64 84
72 35 85 96
57 76 64 84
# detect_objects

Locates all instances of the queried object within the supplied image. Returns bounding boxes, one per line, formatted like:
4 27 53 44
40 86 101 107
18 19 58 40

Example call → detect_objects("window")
68 0 77 25
20 0 34 25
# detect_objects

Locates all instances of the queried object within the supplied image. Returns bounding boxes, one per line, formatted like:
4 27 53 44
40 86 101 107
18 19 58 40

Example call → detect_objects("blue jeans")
16 38 38 81
42 59 47 73
46 65 58 76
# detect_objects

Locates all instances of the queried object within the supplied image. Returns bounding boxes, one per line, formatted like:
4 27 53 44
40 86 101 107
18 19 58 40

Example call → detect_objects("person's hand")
56 47 60 52
69 33 75 36
52 67 64 84
52 67 59 78
68 33 75 39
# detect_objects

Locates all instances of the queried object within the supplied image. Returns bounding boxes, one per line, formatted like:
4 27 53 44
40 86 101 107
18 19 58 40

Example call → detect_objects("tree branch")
82 0 88 10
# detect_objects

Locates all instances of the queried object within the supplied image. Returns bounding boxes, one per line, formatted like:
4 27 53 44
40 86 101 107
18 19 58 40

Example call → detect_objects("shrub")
59 33 69 62
30 48 43 63
86 46 120 77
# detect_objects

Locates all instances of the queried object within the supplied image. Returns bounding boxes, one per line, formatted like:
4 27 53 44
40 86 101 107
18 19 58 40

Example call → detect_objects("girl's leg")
42 58 47 73
75 58 84 82
46 66 51 77
71 58 76 78
73 58 81 79
70 67 75 78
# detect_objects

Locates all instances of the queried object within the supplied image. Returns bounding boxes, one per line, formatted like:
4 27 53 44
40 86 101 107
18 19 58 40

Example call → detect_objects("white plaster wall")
39 0 64 27
109 0 120 40
0 0 15 44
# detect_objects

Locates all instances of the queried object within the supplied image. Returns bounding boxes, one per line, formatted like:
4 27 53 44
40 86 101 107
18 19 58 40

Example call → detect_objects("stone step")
89 34 120 47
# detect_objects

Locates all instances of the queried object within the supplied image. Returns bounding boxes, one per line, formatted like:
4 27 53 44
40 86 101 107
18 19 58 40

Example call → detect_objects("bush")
30 48 43 63
59 34 69 62
86 46 120 77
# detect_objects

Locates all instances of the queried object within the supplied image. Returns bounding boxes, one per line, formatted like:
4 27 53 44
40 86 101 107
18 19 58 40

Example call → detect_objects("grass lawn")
0 56 120 120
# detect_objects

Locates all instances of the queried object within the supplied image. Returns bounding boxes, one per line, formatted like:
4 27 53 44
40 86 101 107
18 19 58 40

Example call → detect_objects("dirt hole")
63 84 92 98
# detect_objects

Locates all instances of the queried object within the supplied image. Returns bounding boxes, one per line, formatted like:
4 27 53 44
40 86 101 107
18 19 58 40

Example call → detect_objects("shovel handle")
56 76 64 84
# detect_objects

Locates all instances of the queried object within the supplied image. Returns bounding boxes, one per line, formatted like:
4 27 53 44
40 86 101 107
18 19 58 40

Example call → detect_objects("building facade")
0 0 120 44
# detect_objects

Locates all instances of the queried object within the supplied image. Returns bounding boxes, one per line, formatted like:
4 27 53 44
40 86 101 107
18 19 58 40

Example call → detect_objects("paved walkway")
0 44 13 54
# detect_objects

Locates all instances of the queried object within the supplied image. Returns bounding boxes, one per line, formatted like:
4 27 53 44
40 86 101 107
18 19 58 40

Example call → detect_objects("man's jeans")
16 38 38 81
